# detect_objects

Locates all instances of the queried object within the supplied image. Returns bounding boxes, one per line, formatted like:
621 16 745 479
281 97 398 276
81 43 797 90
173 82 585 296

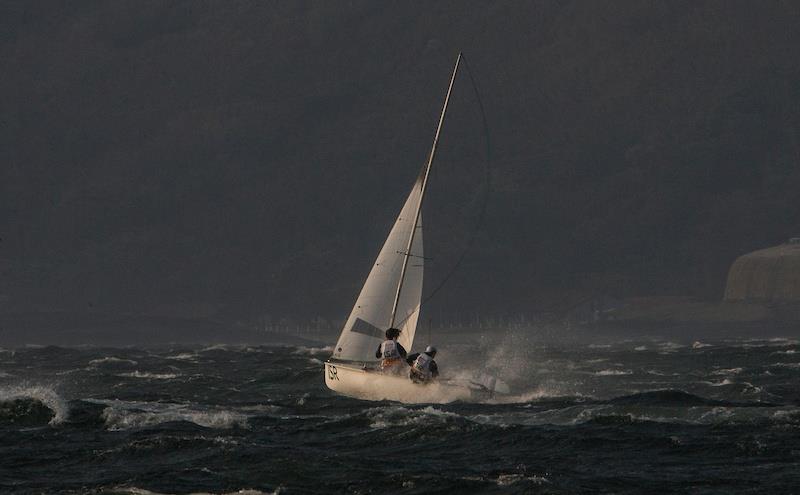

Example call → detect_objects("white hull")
324 361 484 403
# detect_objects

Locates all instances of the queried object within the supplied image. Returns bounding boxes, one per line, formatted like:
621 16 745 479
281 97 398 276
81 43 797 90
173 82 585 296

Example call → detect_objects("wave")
770 362 800 369
593 369 633 376
366 405 460 429
94 399 249 430
165 352 197 361
0 384 68 425
495 474 550 487
608 390 721 407
108 487 275 495
711 367 744 375
701 378 735 387
644 369 680 376
88 356 138 366
198 343 233 353
292 345 333 355
116 371 181 380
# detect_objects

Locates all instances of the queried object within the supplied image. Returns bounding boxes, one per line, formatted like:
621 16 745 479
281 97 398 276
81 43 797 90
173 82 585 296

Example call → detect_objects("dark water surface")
2 333 800 494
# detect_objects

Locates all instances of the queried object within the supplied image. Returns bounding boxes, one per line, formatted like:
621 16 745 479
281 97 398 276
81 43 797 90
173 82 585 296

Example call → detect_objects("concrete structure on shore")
724 239 800 302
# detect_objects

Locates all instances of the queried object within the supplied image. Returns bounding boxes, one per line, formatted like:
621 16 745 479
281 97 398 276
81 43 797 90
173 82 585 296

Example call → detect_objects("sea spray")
0 383 69 425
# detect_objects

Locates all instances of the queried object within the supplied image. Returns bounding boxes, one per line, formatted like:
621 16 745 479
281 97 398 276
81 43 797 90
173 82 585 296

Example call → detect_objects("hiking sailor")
375 327 407 374
407 346 439 384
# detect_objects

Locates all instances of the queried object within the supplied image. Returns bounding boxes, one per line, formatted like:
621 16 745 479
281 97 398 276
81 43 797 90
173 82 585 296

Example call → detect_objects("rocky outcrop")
724 242 800 302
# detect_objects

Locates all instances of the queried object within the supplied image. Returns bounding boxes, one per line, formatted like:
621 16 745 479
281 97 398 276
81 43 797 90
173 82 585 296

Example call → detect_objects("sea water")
1 332 800 493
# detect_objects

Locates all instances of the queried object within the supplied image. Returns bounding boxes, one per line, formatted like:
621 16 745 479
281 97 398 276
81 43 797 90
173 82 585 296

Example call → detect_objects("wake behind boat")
324 53 509 403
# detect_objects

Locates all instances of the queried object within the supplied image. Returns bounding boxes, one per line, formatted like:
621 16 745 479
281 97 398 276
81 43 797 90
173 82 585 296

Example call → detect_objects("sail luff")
388 52 462 328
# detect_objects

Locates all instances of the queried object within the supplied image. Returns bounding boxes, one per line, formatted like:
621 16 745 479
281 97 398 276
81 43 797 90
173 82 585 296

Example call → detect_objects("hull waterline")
324 360 485 403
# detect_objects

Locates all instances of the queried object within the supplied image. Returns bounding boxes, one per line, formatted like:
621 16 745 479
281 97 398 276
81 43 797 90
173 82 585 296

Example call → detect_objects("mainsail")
331 53 462 363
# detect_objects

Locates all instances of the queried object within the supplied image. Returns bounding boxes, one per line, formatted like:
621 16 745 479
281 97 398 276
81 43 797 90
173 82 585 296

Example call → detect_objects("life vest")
411 352 433 380
380 340 401 359
379 339 404 372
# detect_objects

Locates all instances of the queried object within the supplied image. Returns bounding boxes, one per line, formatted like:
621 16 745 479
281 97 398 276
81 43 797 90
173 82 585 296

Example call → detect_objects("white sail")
329 53 461 366
324 53 511 402
332 176 425 362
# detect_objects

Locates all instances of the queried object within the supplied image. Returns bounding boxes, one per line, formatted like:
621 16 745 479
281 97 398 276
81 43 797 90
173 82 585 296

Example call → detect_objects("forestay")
332 175 424 362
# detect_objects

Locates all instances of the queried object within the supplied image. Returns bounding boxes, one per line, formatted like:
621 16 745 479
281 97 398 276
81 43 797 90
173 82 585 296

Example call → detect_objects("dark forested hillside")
2 1 799 323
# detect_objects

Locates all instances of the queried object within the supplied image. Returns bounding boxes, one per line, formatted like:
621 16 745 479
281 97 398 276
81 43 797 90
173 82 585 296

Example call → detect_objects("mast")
389 52 462 328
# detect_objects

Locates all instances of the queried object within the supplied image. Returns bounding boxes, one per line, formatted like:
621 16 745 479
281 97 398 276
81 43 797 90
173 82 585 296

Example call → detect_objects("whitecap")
496 474 549 486
645 370 679 376
634 346 647 351
593 369 633 376
117 371 180 380
165 353 197 361
707 378 734 386
198 344 230 353
97 400 248 430
110 487 272 495
711 368 744 375
367 405 459 429
692 341 711 349
485 385 589 404
771 362 800 369
292 345 333 355
89 356 138 366
0 384 69 425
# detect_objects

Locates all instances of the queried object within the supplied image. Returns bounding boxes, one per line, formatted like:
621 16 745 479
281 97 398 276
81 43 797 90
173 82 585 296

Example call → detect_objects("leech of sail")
389 52 462 328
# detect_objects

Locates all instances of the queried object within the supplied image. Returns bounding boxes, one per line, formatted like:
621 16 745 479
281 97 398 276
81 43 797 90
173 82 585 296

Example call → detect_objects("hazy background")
2 1 800 342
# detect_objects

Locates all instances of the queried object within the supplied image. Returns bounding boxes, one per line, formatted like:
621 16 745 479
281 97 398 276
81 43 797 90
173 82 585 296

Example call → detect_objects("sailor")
407 346 439 384
375 327 407 374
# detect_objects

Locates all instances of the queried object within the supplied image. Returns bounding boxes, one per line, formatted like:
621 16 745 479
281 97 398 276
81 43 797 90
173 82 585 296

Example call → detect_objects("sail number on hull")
327 364 339 381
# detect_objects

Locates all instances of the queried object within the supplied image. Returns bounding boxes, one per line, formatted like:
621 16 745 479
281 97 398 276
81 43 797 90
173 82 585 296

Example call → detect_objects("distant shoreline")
2 300 798 347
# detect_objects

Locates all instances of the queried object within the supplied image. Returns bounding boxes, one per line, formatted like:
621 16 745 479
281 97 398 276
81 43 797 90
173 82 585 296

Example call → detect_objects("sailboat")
324 53 509 403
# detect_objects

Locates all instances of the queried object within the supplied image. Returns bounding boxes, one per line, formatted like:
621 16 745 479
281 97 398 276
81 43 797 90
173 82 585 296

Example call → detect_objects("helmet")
425 345 437 355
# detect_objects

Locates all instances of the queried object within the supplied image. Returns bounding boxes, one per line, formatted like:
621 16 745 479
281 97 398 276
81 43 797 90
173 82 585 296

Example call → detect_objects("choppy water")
2 332 800 494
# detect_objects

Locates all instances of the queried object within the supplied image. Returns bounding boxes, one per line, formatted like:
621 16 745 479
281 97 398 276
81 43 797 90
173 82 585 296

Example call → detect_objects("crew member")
407 346 439 384
375 327 407 374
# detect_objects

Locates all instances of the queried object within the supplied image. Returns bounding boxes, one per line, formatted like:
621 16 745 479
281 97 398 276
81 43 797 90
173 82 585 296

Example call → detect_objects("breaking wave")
108 488 274 495
367 405 460 429
95 400 249 431
292 345 333 355
0 384 69 425
88 356 138 366
166 352 198 361
117 371 181 380
593 369 633 376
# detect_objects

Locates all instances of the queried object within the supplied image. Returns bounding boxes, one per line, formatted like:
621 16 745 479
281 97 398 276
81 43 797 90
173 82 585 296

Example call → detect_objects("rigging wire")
394 52 492 330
